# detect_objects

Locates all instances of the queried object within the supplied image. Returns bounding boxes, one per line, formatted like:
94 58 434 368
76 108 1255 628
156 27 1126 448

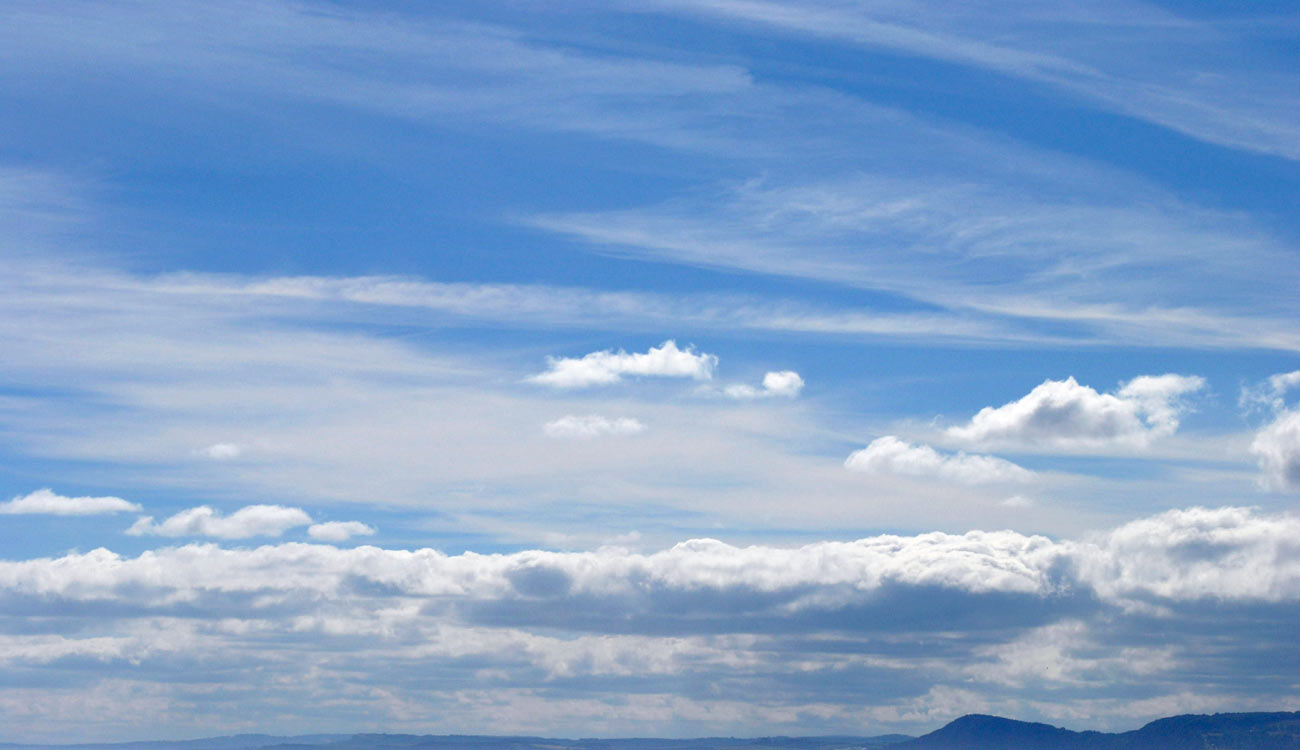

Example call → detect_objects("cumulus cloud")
528 340 716 388
845 436 1034 485
723 370 804 399
1074 506 1300 603
1251 408 1300 492
307 520 376 542
9 505 1297 617
126 505 312 539
0 488 141 515
946 374 1205 450
543 415 647 439
3 507 1300 735
1243 371 1300 492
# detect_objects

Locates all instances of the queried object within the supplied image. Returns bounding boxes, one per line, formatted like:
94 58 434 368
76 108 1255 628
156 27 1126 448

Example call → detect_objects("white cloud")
845 436 1033 485
1251 407 1300 492
543 415 646 439
946 374 1205 450
1241 369 1300 413
1074 506 1300 603
723 370 804 399
307 521 376 542
528 340 716 388
1242 371 1300 492
6 506 1300 613
197 442 243 460
126 505 312 539
2 506 1300 736
0 488 141 515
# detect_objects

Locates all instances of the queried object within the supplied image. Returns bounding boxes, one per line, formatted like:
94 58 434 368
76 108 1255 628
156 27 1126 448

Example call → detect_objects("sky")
1 0 1300 741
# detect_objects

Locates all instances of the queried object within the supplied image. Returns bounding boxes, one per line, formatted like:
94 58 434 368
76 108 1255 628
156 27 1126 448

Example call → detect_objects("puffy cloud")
1243 371 1300 492
723 370 804 399
307 521 376 542
946 374 1205 450
1251 407 1300 492
844 436 1033 485
543 415 647 439
0 488 141 515
126 505 312 539
1073 506 1300 603
528 340 716 388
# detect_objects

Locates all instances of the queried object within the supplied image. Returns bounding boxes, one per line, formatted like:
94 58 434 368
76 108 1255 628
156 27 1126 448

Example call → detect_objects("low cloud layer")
0 488 141 515
845 437 1033 485
947 375 1205 451
0 506 1297 737
529 341 716 388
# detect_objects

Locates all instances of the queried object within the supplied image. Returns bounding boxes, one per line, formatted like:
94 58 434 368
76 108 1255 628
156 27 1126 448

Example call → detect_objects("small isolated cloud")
946 374 1205 450
308 520 377 542
845 436 1034 485
529 340 716 388
0 488 142 515
543 415 646 439
723 370 804 399
1241 370 1300 413
127 504 312 539
197 443 243 460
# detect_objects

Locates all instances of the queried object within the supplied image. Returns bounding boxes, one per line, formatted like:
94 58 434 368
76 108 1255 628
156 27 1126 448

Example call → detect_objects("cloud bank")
1 506 1298 736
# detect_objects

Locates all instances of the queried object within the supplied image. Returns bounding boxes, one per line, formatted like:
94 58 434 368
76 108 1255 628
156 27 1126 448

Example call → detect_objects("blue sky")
2 0 1300 741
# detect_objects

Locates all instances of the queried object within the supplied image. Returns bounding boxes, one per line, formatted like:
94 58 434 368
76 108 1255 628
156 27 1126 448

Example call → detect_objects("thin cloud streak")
646 0 1300 160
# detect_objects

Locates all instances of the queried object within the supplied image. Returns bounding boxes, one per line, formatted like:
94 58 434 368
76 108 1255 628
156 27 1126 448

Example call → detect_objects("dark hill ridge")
898 711 1300 749
4 713 1300 750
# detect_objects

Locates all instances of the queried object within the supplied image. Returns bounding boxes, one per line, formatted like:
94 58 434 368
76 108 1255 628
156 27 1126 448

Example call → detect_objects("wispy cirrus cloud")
644 0 1300 160
531 176 1300 353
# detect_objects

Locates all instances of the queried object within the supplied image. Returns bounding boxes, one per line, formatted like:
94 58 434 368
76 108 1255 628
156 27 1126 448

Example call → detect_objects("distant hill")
6 712 1300 750
897 711 1300 749
0 735 906 750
